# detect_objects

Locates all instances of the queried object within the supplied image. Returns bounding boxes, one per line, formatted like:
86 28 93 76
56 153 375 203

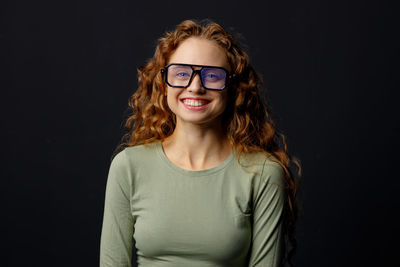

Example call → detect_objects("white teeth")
182 99 208 107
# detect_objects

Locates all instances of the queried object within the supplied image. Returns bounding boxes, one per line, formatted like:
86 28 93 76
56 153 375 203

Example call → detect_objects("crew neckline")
155 141 236 177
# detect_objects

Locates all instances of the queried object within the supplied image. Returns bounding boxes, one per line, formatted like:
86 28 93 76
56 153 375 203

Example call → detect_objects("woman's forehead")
168 37 230 70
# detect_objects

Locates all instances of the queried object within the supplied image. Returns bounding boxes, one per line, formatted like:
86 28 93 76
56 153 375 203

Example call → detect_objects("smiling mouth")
181 99 210 107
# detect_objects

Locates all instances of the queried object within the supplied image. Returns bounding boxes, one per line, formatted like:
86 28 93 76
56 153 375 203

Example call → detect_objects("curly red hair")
113 19 302 266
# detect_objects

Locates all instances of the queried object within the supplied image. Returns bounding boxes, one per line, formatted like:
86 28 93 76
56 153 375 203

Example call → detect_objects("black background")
2 0 398 266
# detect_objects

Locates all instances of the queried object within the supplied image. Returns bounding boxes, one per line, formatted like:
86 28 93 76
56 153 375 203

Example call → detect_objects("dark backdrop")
2 0 398 266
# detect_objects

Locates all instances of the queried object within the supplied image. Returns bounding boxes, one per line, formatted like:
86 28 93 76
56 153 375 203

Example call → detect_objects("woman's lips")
180 98 211 110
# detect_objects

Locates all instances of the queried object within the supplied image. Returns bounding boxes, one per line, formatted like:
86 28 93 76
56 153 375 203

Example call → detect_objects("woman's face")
165 37 230 127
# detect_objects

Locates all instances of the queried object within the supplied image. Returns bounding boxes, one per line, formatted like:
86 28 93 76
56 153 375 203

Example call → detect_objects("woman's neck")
161 121 232 170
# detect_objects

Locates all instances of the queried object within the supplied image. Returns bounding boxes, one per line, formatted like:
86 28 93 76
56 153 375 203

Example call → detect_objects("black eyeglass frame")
160 63 236 91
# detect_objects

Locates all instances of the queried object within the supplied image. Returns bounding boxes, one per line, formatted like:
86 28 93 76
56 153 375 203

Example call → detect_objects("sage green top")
100 141 286 267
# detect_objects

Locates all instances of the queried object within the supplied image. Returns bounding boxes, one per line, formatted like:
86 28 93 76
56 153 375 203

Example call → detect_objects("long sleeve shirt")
100 141 286 267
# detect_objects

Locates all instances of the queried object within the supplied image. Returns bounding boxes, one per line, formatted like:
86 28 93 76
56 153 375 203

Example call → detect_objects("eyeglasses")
160 63 235 91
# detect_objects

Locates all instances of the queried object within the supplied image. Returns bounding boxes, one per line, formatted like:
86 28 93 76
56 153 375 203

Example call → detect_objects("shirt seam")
121 149 134 220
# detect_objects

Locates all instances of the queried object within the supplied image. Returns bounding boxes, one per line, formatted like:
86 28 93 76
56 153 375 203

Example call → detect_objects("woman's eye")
177 72 190 78
205 73 219 80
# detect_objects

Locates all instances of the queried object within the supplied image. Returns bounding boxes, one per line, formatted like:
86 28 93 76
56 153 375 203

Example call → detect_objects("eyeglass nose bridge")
186 69 205 89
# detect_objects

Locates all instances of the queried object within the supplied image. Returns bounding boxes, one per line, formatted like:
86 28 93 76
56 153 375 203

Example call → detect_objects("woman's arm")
100 150 134 267
248 161 286 267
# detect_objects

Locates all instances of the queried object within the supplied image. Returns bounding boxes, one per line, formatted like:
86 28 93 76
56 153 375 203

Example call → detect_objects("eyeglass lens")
167 65 227 90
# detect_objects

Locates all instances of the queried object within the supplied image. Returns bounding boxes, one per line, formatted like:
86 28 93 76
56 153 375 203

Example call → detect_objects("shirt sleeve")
100 150 134 267
248 160 286 267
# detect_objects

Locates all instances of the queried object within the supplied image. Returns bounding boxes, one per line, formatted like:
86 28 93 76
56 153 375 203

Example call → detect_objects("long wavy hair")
112 19 302 266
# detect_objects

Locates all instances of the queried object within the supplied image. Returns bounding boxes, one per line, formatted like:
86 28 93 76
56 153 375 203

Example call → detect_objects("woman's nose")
187 73 205 93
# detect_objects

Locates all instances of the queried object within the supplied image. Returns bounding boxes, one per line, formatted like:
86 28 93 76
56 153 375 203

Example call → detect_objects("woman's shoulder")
238 150 282 168
112 142 159 165
123 141 158 155
238 150 285 186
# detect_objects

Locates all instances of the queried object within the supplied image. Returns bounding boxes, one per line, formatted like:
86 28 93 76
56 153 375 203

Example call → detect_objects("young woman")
100 19 301 267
